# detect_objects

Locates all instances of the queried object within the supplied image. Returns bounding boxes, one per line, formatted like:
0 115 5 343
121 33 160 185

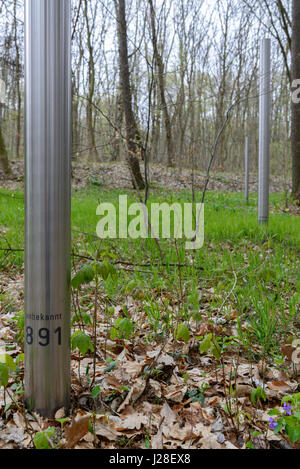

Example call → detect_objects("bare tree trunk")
292 0 300 201
13 0 21 159
148 0 174 167
115 0 145 190
84 0 99 161
0 124 10 174
72 75 79 157
111 91 123 161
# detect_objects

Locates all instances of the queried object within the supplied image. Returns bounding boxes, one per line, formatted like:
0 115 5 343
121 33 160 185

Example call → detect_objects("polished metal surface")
24 0 71 417
258 38 271 224
245 136 249 203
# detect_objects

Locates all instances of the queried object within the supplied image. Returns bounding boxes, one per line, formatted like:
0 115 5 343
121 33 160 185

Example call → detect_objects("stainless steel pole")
24 0 71 417
245 136 249 203
258 38 271 223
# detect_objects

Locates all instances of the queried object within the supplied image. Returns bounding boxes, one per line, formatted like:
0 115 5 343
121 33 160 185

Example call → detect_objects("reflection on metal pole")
258 38 271 224
245 136 249 203
24 0 71 417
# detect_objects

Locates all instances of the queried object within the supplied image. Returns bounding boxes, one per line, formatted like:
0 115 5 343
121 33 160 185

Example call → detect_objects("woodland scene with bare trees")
0 0 299 452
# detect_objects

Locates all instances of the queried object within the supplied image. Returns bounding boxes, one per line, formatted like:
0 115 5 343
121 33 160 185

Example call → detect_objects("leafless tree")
291 0 300 200
114 0 145 189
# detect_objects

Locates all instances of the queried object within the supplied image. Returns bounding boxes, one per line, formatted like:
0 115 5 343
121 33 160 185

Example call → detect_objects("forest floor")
0 158 295 195
0 175 299 449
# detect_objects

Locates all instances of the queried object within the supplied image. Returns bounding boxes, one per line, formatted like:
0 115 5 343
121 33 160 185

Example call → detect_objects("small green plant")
0 353 16 384
71 260 117 290
104 358 118 373
71 330 94 355
247 293 280 354
71 310 92 327
110 317 134 340
199 333 221 360
268 394 300 443
143 298 171 337
245 430 263 449
13 311 25 345
187 383 209 406
89 178 103 187
71 259 118 384
71 330 94 383
0 361 9 388
251 387 267 407
175 324 190 343
0 352 24 412
33 427 56 449
91 385 101 399
145 429 151 449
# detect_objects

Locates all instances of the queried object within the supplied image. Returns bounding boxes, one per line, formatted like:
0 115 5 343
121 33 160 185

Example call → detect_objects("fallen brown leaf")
117 377 146 413
65 414 90 449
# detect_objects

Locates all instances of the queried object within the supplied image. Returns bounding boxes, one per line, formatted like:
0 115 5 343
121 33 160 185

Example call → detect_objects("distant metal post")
245 136 250 203
0 79 6 126
24 0 71 417
258 38 271 223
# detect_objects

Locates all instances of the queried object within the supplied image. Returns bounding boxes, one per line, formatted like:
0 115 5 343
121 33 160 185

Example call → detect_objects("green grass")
0 184 299 362
1 185 300 262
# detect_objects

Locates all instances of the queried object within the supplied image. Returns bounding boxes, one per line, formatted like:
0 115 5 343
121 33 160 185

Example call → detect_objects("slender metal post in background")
25 0 71 417
244 136 249 203
258 38 271 223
